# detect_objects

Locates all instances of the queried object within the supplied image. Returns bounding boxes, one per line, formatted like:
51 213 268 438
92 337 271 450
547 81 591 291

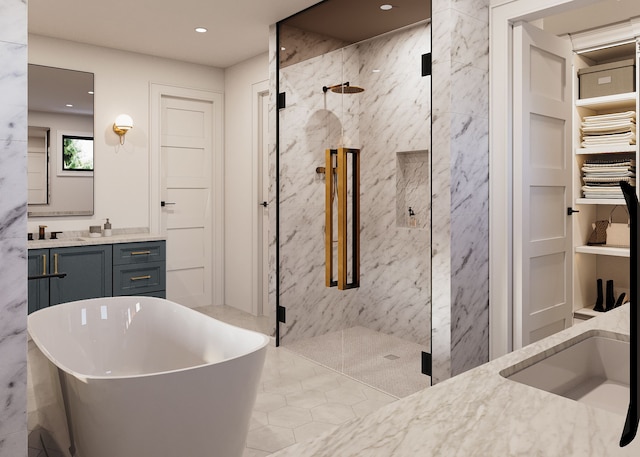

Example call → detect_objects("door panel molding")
252 79 270 316
150 84 224 307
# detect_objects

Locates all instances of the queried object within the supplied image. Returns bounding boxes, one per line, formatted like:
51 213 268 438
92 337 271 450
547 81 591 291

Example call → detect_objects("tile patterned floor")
194 305 399 455
244 344 397 456
28 306 399 456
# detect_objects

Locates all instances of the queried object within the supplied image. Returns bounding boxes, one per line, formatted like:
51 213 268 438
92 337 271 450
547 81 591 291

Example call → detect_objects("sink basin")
501 331 629 415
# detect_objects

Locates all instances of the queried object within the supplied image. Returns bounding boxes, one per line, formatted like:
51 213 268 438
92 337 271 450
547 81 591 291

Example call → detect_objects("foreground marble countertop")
27 229 165 249
273 306 639 456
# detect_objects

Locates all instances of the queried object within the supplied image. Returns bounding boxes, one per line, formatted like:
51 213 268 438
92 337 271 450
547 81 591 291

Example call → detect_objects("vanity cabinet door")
49 245 113 306
28 249 50 313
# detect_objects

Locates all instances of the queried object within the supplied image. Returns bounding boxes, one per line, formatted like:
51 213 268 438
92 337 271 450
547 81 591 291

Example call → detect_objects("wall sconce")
113 114 133 144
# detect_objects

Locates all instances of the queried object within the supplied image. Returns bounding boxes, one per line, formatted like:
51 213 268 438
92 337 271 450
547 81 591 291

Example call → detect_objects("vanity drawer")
113 241 165 265
113 261 166 296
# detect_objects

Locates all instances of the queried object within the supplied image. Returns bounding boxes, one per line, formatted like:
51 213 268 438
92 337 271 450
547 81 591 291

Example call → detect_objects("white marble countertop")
28 229 165 249
273 306 639 456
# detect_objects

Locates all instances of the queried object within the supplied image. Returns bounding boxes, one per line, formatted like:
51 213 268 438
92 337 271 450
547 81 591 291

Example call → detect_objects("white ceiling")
28 0 640 70
28 0 322 68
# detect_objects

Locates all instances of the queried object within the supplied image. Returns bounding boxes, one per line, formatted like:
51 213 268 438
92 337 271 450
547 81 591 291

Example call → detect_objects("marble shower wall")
0 0 28 455
278 22 431 347
431 0 490 382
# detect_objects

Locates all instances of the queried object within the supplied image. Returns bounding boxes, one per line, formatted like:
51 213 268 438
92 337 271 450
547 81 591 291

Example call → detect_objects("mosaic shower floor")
284 326 431 398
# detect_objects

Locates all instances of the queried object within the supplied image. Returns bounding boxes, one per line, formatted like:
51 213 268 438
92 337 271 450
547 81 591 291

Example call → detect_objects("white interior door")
161 96 213 308
513 22 574 348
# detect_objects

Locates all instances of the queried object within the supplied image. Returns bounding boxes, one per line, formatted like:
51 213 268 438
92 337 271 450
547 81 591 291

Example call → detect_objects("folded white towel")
583 111 636 123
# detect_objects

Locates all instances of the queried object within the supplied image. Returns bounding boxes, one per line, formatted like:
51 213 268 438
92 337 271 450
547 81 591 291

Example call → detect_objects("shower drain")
383 354 400 360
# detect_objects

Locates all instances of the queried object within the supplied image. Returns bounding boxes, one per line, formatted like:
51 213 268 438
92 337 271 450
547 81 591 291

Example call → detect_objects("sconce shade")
113 114 133 144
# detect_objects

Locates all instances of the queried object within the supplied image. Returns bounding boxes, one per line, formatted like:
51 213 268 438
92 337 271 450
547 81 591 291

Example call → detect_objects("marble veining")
431 0 490 382
272 307 640 456
277 22 431 349
27 229 164 249
0 3 28 454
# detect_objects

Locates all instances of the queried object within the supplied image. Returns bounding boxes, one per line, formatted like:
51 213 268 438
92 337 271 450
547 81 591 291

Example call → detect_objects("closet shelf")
575 92 637 110
576 197 626 205
575 245 629 257
576 145 636 155
573 307 602 319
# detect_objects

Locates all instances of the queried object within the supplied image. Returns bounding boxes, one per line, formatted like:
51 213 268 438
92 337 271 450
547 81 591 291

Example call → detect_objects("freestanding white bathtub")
28 296 270 457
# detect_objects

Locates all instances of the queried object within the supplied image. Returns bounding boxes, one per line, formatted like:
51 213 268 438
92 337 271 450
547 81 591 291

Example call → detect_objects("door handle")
161 201 176 207
567 207 580 215
260 201 268 207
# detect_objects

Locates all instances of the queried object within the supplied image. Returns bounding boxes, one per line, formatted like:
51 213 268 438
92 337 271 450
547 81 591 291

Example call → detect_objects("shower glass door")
276 0 432 398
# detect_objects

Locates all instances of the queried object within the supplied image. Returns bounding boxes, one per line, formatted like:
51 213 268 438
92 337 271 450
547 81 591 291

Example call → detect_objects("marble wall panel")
431 0 490 382
277 22 432 348
279 24 349 69
0 1 28 454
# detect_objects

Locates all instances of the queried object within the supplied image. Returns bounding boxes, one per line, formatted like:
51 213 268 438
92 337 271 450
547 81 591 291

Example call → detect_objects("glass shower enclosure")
275 0 432 398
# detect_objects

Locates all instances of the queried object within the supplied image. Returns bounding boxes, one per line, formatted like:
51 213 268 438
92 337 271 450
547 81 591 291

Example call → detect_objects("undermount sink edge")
501 330 630 415
499 329 629 379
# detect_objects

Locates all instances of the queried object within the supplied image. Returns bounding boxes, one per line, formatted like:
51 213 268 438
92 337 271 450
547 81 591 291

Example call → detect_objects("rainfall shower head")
322 82 365 94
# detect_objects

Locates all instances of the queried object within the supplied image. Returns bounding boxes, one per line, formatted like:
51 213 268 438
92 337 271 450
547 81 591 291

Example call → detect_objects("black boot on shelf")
615 293 627 308
593 278 605 312
605 280 616 312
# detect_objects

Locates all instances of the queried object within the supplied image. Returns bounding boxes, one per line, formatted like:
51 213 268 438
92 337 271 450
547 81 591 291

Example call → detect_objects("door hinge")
421 351 432 376
277 305 286 323
278 92 286 109
422 53 432 77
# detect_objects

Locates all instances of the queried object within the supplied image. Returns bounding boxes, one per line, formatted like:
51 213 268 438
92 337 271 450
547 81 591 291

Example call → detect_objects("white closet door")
513 22 574 348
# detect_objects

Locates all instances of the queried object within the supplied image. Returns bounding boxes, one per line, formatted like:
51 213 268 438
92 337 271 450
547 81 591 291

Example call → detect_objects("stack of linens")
581 111 636 148
582 158 636 199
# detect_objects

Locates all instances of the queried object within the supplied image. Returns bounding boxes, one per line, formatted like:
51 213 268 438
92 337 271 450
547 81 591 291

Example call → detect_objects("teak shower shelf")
324 148 360 290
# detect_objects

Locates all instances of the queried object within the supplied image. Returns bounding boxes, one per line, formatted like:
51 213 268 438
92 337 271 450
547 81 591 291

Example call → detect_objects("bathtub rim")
28 296 271 382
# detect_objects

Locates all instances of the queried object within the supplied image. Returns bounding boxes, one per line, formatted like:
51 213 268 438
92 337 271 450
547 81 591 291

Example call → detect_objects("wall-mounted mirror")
28 64 94 217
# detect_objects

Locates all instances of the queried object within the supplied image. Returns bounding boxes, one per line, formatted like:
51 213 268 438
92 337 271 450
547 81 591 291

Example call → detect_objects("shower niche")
396 150 429 229
275 0 432 398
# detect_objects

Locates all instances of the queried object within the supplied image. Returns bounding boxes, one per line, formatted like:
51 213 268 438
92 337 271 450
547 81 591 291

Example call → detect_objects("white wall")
223 52 269 314
27 34 225 234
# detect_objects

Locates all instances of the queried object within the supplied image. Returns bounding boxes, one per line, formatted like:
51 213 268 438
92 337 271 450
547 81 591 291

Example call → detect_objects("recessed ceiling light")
372 69 381 73
65 104 73 107
195 27 208 33
380 4 393 10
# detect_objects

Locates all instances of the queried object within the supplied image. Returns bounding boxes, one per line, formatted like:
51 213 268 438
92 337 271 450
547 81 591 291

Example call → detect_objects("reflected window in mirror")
62 135 93 171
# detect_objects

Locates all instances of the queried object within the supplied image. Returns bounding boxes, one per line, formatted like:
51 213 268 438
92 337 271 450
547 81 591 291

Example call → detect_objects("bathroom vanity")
271 306 639 456
28 234 166 314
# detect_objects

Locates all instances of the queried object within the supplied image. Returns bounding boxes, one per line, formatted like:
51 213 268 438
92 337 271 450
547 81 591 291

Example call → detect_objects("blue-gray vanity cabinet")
28 245 113 313
112 241 166 298
28 249 50 314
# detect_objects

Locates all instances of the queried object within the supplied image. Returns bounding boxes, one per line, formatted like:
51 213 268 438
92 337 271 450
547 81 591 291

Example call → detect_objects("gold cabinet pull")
42 254 47 276
53 253 59 274
130 251 151 256
131 275 151 281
